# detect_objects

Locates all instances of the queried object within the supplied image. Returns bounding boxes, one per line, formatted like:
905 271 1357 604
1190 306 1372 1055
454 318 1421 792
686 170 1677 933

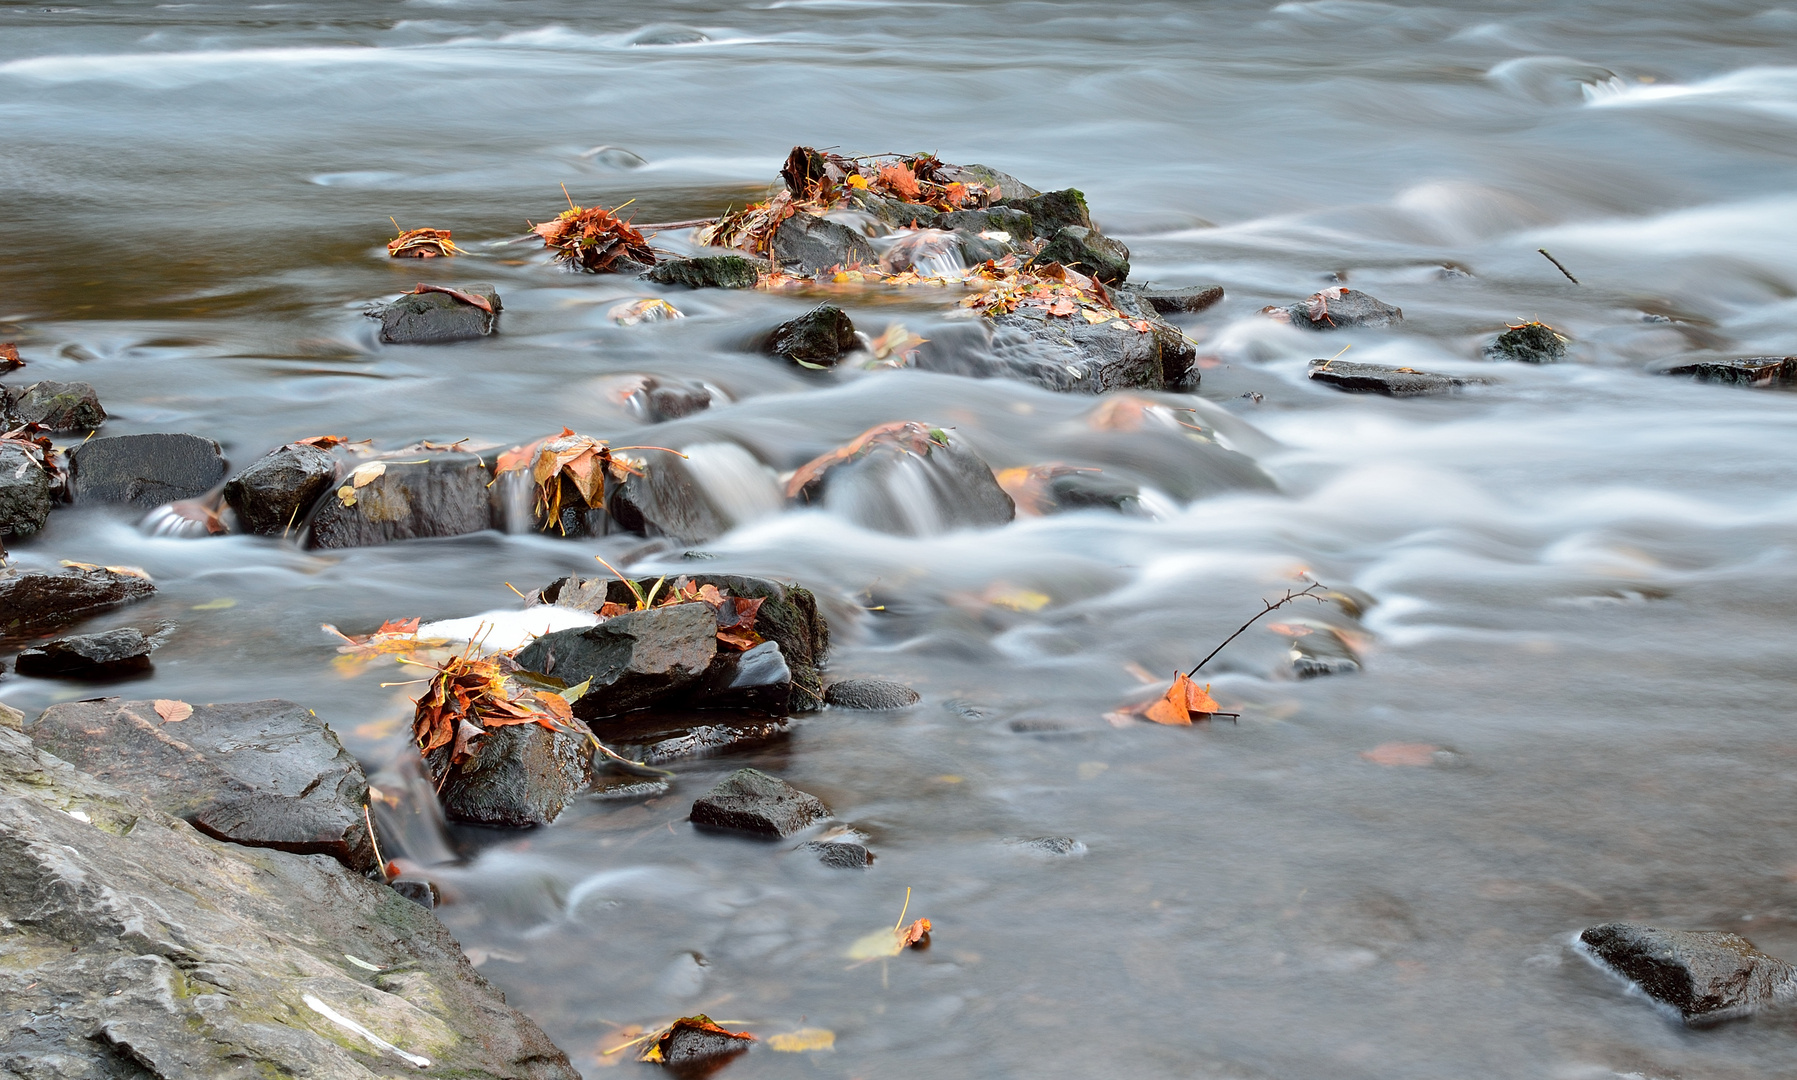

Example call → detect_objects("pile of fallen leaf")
496 428 651 533
531 197 657 273
959 259 1148 330
0 423 60 489
387 226 463 258
412 648 578 767
0 343 23 373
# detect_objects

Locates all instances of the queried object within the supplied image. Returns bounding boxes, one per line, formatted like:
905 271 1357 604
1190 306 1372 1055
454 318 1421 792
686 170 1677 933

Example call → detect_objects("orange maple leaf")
1143 672 1220 726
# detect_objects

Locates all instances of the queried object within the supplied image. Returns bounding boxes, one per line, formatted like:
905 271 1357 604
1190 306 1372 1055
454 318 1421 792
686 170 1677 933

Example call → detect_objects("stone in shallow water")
1664 356 1797 387
14 628 155 679
936 162 1040 200
646 254 767 289
689 767 830 838
516 602 718 719
1266 288 1402 330
1307 359 1487 397
1485 321 1567 364
28 697 376 871
1133 283 1224 315
919 299 1196 394
0 442 52 538
767 304 857 368
1580 922 1797 1023
5 380 106 431
806 839 872 868
1017 836 1087 857
426 721 593 828
770 212 877 273
372 283 500 343
0 565 156 639
1033 225 1131 284
1001 188 1092 238
68 432 228 507
305 451 493 549
825 678 921 710
224 442 338 536
603 711 791 765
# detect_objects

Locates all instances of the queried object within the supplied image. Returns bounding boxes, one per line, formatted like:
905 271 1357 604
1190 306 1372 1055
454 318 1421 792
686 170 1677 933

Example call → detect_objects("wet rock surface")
1018 836 1087 857
1267 287 1403 330
826 678 921 710
770 212 878 273
936 162 1040 200
604 711 791 765
426 720 594 828
68 433 227 507
28 697 377 872
937 206 1036 243
4 379 106 431
1134 283 1225 314
14 627 156 679
223 441 338 536
807 839 872 868
767 304 858 367
306 451 493 549
696 639 794 714
373 283 500 343
1664 356 1797 387
0 723 580 1079
1580 922 1797 1023
689 767 830 838
517 602 718 719
929 309 1196 393
1308 359 1487 397
1034 225 1130 284
0 565 156 639
1486 321 1567 363
1001 188 1092 238
645 254 767 289
0 441 53 538
627 376 714 421
792 424 1017 535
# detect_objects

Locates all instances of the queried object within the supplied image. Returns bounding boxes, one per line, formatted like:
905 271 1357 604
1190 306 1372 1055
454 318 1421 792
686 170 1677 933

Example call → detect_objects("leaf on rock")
293 434 348 449
899 917 932 948
412 652 565 765
153 699 193 723
411 282 493 313
0 342 22 373
607 298 683 326
530 199 657 273
639 1015 754 1063
994 464 1102 516
847 889 932 961
497 428 650 534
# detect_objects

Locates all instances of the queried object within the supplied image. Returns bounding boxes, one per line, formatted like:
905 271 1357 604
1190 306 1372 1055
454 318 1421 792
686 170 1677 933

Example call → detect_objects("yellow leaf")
986 586 1050 612
349 461 387 489
191 598 236 611
336 485 357 507
1080 309 1110 324
846 927 907 960
846 174 868 189
768 1029 835 1053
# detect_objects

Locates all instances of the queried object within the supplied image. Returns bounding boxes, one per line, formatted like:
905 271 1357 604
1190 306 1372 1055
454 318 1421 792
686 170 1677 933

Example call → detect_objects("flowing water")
7 1 1797 1076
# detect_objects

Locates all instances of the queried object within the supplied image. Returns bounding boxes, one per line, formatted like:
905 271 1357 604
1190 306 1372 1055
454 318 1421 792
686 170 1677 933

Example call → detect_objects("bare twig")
1187 581 1329 677
1538 248 1579 284
635 217 720 234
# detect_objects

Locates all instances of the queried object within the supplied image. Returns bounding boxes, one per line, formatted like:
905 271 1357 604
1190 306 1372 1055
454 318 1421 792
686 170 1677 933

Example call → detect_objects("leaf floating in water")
766 1028 835 1053
153 699 192 723
847 887 933 960
1142 672 1220 727
1361 743 1440 767
608 297 683 325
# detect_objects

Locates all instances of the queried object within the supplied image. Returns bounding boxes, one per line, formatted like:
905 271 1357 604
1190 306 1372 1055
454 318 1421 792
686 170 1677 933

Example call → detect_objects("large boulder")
4 380 106 431
1264 287 1402 330
14 628 155 679
1664 356 1797 387
515 602 717 720
767 304 857 368
224 441 338 536
0 723 580 1078
770 213 877 274
1000 188 1091 239
425 721 593 828
0 441 52 538
372 284 500 344
1580 922 1797 1024
1033 225 1130 284
645 254 767 289
689 767 829 838
305 451 493 549
27 698 376 872
921 307 1196 393
68 433 227 508
1307 359 1488 397
0 564 156 639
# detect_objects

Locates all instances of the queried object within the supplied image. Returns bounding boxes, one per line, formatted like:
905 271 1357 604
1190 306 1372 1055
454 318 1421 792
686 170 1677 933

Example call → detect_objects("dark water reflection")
7 1 1797 1076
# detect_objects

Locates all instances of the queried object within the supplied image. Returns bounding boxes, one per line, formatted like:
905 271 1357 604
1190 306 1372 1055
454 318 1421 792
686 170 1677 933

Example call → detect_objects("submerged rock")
932 306 1196 393
1134 284 1225 315
0 441 52 538
825 678 921 710
1017 836 1088 857
68 432 228 507
696 640 794 714
1580 922 1797 1024
14 628 156 679
426 720 593 828
4 380 106 431
223 441 338 536
807 839 872 868
789 421 1016 535
1486 321 1568 364
771 212 878 273
1034 225 1130 284
1001 188 1092 239
373 283 500 344
1265 287 1403 330
689 767 830 838
604 711 791 765
0 564 156 639
1664 356 1797 387
0 723 579 1078
626 376 714 422
1308 359 1488 397
768 304 857 368
306 451 493 549
516 602 718 719
646 254 768 289
28 697 376 872
1003 465 1147 517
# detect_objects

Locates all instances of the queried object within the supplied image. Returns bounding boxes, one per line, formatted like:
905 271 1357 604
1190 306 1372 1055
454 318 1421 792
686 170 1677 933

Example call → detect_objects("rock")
935 162 1040 200
390 878 438 909
0 701 21 730
825 678 920 710
1664 356 1797 387
602 444 780 544
1307 358 1488 397
1000 188 1092 239
627 377 713 422
1580 922 1797 1024
925 307 1196 393
645 254 767 289
659 1017 753 1070
68 433 227 508
1017 836 1087 857
1134 284 1225 315
0 441 52 538
515 602 718 719
305 450 493 549
1486 321 1567 364
689 767 829 838
695 640 793 714
789 422 1016 535
807 839 872 868
848 191 939 229
1265 287 1402 330
0 723 580 1079
770 212 878 273
937 206 1036 245
1290 626 1363 678
28 698 376 872
1029 468 1148 516
14 628 155 679
604 712 791 765
767 304 857 367
0 565 156 639
223 441 338 536
372 284 500 344
1033 225 1131 284
425 721 593 828
4 380 105 431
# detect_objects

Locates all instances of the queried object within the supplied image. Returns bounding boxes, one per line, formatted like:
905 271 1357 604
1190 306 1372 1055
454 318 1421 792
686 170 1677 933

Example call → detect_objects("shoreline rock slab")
224 441 338 536
1664 356 1797 387
28 697 377 872
689 767 829 838
68 433 228 507
1308 359 1487 397
306 451 493 549
14 628 156 679
1580 922 1797 1024
426 721 594 828
645 254 767 289
0 723 580 1078
0 565 156 639
373 284 500 344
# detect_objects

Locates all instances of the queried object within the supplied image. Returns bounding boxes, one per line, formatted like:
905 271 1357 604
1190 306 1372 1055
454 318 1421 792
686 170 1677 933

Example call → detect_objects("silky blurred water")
6 2 1797 1076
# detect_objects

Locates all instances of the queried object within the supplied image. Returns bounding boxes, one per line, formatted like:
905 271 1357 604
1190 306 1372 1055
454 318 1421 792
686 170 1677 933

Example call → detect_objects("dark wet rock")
425 721 593 828
0 723 580 1079
1580 922 1797 1024
1134 284 1225 315
0 442 53 538
604 711 791 765
1664 356 1797 387
1265 287 1403 330
1033 468 1148 516
1034 225 1131 284
771 212 878 273
1486 321 1568 364
14 628 155 679
305 450 493 549
849 191 940 229
390 878 438 909
791 423 1016 535
696 640 793 714
4 380 105 432
372 283 500 344
659 1017 753 1072
936 162 1041 200
807 839 872 868
68 432 227 508
516 602 718 719
628 376 714 422
768 304 857 368
591 774 671 800
646 254 768 289
600 448 765 544
0 564 156 639
937 206 1036 243
1000 188 1092 239
689 767 830 838
28 697 376 872
826 678 921 710
1290 629 1363 678
925 307 1195 393
1307 358 1487 397
222 441 338 536
1018 836 1088 857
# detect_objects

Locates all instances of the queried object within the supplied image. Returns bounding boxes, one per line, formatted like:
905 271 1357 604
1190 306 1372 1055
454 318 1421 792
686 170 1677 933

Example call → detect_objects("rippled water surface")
8 1 1797 1076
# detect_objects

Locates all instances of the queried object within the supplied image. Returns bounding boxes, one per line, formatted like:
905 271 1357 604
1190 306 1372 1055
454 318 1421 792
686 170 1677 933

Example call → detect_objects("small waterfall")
494 466 536 534
367 752 456 868
671 442 783 529
875 228 969 278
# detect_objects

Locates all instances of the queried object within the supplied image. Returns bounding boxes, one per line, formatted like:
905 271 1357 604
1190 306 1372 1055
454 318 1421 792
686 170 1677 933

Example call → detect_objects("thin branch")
1187 582 1328 677
1538 248 1579 284
635 217 720 234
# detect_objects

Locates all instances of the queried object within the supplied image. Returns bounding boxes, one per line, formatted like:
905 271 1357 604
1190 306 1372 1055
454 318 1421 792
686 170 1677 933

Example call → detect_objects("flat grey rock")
373 283 499 343
0 565 156 639
1581 922 1797 1023
305 451 493 549
68 433 227 508
1134 284 1224 315
1664 356 1797 387
1267 287 1402 330
14 628 155 679
644 254 767 289
826 678 921 710
516 602 718 719
1308 359 1487 397
690 767 829 838
770 212 877 273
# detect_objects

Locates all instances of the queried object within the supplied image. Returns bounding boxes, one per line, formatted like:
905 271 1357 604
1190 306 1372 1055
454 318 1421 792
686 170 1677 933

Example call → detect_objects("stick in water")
1188 581 1329 677
1538 249 1579 284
